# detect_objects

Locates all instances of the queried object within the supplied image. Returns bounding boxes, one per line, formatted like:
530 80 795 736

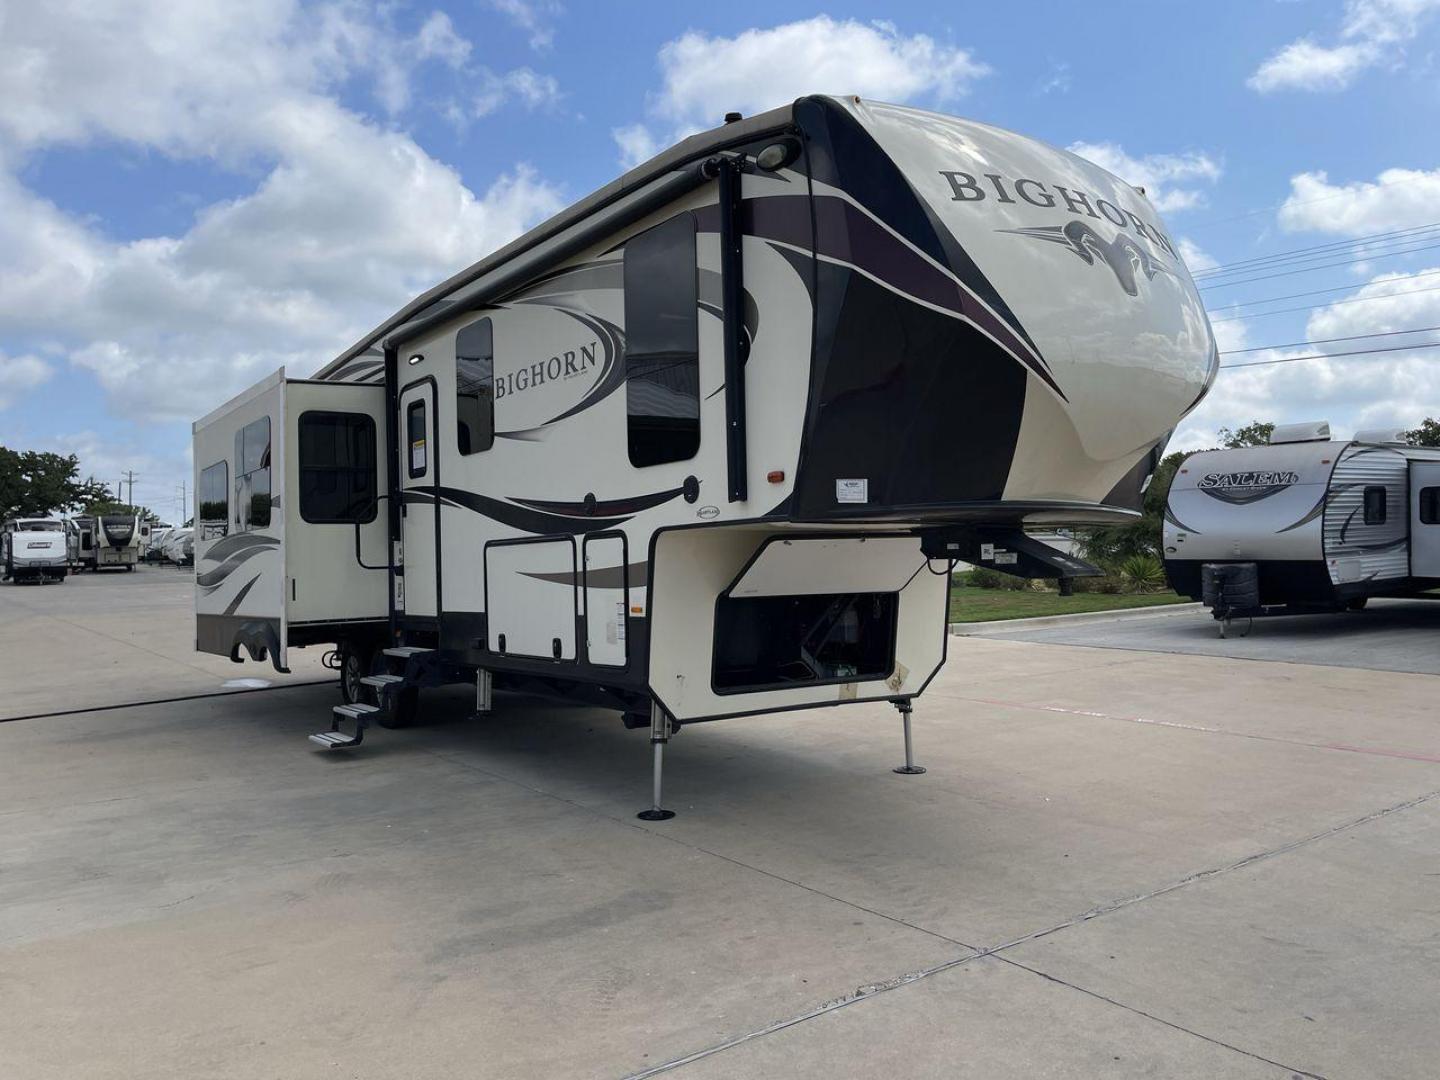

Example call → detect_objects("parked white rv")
194 96 1216 815
70 514 144 572
2 518 69 584
1165 421 1440 623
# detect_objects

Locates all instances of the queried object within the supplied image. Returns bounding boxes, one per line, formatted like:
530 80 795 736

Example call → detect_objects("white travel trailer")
70 514 146 571
194 96 1216 816
1165 421 1440 622
2 518 69 584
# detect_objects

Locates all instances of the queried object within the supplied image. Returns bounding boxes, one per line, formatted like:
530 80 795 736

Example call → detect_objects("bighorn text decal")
1197 470 1301 504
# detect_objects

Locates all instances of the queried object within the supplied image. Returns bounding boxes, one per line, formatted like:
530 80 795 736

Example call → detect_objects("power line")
1196 232 1440 285
1221 324 1440 355
1193 222 1440 278
1206 269 1440 312
1198 239 1440 290
1208 280 1440 323
1221 340 1440 370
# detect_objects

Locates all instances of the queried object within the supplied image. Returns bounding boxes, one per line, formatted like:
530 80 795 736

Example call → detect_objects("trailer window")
198 461 228 539
1420 487 1440 525
234 417 272 529
1363 485 1386 526
625 213 699 467
298 412 377 524
456 318 495 456
407 400 428 478
713 592 898 694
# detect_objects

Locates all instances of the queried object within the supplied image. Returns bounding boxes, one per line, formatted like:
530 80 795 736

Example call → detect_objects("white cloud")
1248 0 1440 92
487 0 563 50
0 2 566 424
612 123 661 171
1177 237 1219 273
616 17 989 164
1174 266 1440 448
414 11 472 68
1278 167 1440 234
474 67 563 117
1067 142 1223 214
0 352 53 409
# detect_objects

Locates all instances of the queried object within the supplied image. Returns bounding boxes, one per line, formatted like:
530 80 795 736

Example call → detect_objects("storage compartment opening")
713 592 898 693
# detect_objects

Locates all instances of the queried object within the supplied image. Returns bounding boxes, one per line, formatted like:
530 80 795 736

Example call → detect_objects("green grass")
948 583 1189 623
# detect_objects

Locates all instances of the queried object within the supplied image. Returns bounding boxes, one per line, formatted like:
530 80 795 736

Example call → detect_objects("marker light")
408 354 424 365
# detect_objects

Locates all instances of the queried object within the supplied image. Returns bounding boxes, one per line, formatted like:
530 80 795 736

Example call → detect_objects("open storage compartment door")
193 369 290 671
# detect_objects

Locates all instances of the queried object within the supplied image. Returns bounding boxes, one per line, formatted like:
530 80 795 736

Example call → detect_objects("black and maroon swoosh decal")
404 481 693 535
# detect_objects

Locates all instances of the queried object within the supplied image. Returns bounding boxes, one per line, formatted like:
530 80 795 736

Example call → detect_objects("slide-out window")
298 412 377 524
198 461 228 539
1363 485 1387 526
407 400 428 478
624 213 699 467
712 592 898 694
234 417 272 529
1420 487 1440 525
457 318 495 455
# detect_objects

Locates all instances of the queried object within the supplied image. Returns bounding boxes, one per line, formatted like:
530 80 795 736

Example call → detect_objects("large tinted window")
1420 487 1440 525
234 417 272 529
625 213 699 467
457 318 495 456
299 412 377 524
199 461 228 539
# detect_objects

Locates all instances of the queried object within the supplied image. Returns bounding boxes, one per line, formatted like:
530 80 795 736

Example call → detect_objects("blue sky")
3 0 1439 518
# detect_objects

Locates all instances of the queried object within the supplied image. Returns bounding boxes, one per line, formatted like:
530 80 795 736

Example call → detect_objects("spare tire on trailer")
1202 563 1260 613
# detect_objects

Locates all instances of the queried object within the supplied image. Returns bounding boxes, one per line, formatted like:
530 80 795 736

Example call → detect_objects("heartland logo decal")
1197 471 1301 504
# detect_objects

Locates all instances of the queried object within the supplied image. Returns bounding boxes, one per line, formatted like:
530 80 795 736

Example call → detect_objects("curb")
950 602 1204 636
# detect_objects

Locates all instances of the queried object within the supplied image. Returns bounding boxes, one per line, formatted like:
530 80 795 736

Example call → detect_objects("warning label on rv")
836 479 869 504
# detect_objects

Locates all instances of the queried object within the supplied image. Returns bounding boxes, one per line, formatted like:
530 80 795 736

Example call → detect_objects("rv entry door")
399 380 440 619
1409 462 1440 578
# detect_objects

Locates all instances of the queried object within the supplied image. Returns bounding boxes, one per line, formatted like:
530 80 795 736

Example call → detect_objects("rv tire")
377 687 419 729
339 643 376 706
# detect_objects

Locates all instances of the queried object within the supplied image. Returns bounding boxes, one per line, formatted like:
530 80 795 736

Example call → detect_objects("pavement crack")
995 956 1329 1079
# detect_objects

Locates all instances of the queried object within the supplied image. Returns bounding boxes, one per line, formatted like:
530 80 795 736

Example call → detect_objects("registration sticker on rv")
835 478 869 504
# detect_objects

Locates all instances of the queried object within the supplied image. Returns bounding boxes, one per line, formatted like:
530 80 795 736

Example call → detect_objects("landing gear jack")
638 702 677 821
892 699 926 775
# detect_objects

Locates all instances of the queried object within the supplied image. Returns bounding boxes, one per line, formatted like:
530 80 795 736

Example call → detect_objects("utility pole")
122 470 136 510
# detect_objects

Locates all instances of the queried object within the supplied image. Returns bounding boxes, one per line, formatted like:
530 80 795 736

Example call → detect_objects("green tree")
1077 450 1189 566
1216 421 1274 448
0 446 112 518
1406 418 1440 447
83 499 161 524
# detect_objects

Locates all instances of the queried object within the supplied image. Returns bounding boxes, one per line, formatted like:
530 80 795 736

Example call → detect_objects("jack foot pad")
892 765 927 775
637 809 677 821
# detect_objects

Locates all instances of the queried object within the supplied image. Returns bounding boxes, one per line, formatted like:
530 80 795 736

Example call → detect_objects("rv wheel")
377 687 419 729
338 644 375 706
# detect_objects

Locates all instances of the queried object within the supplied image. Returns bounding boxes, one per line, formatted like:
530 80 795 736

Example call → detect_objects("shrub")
967 566 1033 590
1070 574 1126 594
1119 554 1166 593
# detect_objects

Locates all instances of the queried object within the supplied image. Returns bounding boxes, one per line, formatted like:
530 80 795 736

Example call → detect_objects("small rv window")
1420 487 1440 525
233 417 272 529
198 461 228 539
1363 485 1386 526
456 318 495 456
625 212 699 468
407 400 428 479
299 412 377 524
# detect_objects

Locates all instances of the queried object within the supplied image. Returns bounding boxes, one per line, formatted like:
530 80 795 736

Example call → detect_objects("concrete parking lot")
3 573 1438 1078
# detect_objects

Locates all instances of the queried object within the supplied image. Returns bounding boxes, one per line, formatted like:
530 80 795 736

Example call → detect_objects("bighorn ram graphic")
999 220 1172 296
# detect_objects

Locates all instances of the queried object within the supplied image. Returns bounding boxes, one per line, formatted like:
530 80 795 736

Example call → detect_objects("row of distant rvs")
1 514 194 583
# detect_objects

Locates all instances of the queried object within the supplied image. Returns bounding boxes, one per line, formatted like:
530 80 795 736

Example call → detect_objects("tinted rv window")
298 412 377 524
1421 487 1440 525
199 461 228 539
234 417 272 529
456 318 495 455
624 213 699 467
407 400 428 478
1363 485 1386 526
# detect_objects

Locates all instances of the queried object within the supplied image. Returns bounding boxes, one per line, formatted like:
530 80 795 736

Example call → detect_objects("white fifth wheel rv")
70 514 145 571
2 518 69 583
194 95 1216 817
1165 421 1440 625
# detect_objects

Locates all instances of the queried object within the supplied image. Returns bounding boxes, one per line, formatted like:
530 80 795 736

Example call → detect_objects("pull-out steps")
383 646 434 659
360 673 405 691
309 702 379 749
